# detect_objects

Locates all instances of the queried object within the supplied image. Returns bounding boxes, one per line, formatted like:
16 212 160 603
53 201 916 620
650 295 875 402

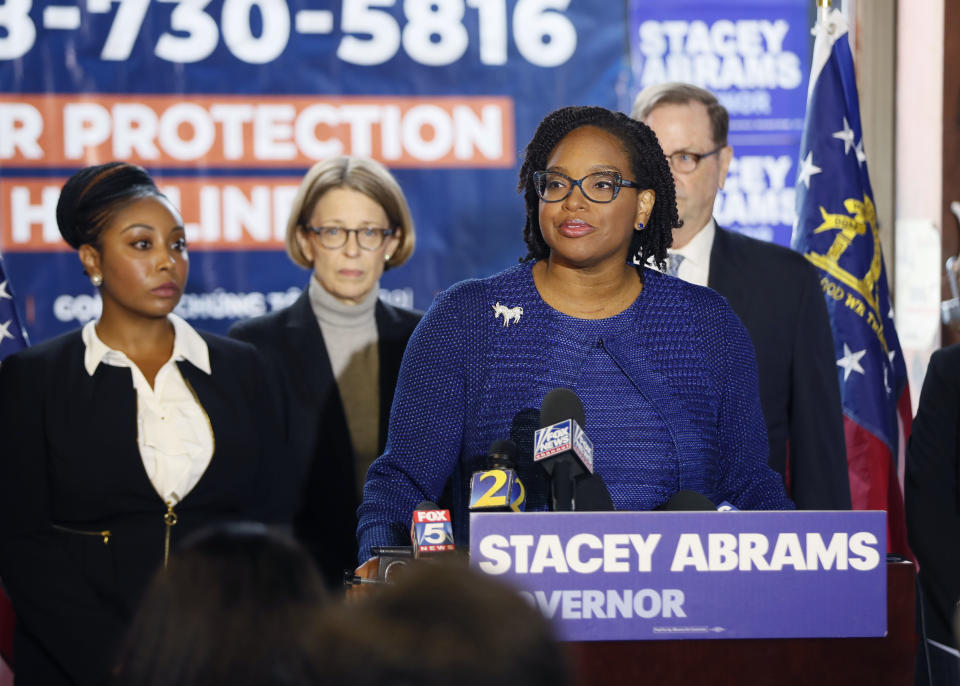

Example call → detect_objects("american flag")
791 7 911 556
0 255 29 364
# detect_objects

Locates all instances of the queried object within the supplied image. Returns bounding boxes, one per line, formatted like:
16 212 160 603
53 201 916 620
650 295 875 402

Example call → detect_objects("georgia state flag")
791 7 911 556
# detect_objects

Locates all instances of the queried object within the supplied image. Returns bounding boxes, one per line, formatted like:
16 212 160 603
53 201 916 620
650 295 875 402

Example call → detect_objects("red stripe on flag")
894 388 915 562
0 585 13 671
843 415 913 559
897 386 913 489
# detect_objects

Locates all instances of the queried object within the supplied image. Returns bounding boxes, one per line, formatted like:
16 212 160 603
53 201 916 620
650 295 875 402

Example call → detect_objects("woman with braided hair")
355 106 791 572
0 162 291 685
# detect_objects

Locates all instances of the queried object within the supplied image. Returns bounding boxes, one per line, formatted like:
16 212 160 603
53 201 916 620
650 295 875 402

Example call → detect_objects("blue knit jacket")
357 262 792 559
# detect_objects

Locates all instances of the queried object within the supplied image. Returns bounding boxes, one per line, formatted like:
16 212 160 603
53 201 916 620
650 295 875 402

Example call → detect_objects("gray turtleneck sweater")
308 278 380 496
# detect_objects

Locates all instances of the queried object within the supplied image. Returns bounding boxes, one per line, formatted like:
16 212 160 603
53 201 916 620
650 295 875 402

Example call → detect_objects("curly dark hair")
517 106 679 272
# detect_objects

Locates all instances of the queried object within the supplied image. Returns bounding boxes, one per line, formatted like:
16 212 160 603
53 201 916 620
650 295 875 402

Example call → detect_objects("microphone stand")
551 460 575 511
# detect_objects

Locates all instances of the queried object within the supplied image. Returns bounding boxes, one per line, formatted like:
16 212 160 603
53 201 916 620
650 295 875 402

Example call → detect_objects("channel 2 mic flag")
0 254 28 363
791 7 911 556
469 468 526 513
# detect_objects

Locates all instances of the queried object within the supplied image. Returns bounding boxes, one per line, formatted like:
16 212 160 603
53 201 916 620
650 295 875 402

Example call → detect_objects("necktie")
666 253 685 277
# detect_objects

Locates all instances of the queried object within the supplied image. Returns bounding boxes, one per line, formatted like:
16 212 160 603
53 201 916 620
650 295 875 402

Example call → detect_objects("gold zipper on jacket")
163 498 179 568
52 524 112 545
161 374 211 568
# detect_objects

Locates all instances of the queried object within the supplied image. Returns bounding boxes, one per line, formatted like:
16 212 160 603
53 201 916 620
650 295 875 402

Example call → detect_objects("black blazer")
229 288 421 587
906 344 960 648
708 225 850 509
0 329 289 686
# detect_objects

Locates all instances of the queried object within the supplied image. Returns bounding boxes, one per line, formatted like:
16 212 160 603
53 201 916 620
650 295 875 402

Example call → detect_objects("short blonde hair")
285 156 416 270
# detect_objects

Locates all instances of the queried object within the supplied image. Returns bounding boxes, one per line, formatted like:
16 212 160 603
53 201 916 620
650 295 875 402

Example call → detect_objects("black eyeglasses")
664 147 724 174
531 171 640 204
305 225 395 251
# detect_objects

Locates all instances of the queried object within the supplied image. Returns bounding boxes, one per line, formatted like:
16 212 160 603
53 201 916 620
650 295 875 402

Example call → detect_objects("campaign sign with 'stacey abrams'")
469 511 886 641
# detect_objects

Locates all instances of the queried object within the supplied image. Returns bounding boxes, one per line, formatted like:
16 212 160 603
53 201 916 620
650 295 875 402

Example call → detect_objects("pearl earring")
90 273 103 287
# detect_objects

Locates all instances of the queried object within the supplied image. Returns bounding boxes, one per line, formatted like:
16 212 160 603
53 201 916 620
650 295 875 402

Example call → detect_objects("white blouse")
81 314 214 506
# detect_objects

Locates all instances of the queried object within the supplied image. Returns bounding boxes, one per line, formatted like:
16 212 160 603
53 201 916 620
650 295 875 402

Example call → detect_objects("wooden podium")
564 561 916 685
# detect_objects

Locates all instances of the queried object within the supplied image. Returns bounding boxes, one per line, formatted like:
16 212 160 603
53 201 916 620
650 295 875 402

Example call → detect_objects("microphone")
469 439 527 513
534 388 594 511
410 501 455 558
573 473 615 511
655 490 717 511
509 408 550 512
370 545 415 583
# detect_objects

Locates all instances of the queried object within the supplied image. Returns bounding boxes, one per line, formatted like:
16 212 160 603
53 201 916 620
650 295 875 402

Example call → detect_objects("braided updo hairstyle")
56 162 165 250
517 106 679 273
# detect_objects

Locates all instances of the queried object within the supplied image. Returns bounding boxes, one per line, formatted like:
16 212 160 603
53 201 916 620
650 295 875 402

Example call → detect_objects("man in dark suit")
906 343 960 684
632 82 850 509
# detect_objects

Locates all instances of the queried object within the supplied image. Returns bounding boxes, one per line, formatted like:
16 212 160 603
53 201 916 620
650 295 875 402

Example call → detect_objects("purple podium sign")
469 511 886 641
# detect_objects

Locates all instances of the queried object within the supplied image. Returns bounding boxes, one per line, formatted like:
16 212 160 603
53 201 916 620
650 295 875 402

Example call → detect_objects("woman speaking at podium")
0 163 290 685
356 106 791 570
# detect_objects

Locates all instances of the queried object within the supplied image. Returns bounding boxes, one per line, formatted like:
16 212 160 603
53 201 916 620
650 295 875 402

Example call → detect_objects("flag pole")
817 0 830 26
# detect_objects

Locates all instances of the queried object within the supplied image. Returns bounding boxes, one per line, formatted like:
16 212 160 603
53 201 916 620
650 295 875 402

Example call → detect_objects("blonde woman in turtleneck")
230 156 420 590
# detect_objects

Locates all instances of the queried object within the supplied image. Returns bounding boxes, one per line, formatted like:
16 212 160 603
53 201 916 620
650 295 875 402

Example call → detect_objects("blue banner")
628 0 810 246
1 0 629 341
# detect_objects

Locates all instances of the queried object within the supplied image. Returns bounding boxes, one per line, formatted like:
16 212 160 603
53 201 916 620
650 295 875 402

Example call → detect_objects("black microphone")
573 473 615 511
655 490 717 511
534 388 595 511
371 545 415 583
469 440 526 512
509 408 549 512
361 502 456 585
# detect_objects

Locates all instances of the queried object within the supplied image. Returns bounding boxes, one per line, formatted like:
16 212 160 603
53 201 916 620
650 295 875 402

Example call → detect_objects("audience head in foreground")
322 561 570 686
115 523 327 686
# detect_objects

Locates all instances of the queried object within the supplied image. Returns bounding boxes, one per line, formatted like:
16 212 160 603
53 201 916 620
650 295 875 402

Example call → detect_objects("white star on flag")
0 319 15 342
836 342 867 382
832 117 855 154
854 139 867 166
796 151 822 189
0 280 11 300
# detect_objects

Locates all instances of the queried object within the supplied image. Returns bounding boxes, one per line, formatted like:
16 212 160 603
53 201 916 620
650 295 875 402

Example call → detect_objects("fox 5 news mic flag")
791 7 911 556
410 505 455 557
0 253 29 363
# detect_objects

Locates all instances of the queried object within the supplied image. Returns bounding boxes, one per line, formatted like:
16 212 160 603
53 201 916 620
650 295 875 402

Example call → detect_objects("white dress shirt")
82 314 214 506
666 218 717 287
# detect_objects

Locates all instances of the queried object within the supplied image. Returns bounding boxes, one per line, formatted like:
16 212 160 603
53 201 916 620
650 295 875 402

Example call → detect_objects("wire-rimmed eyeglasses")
664 147 724 174
531 171 640 204
304 225 395 251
